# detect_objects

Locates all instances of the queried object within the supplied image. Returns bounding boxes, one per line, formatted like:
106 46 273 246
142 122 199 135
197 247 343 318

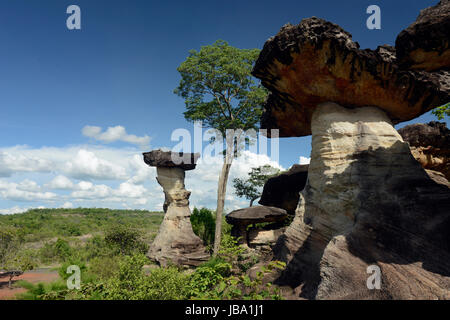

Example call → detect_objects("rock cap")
143 149 200 171
252 17 449 137
225 205 288 226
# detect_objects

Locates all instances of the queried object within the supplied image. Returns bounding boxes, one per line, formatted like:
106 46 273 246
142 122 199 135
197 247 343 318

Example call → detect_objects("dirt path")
0 269 59 300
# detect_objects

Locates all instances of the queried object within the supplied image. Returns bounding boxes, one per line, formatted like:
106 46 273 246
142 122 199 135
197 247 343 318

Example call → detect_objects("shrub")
190 207 215 246
103 254 190 300
88 256 120 281
104 225 148 256
39 238 72 263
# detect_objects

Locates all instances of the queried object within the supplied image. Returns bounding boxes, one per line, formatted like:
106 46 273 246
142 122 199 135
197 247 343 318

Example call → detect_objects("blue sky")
0 0 447 213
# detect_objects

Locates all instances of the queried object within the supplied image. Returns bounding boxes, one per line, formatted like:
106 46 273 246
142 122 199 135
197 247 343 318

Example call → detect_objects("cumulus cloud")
0 142 287 213
299 156 311 164
65 149 128 181
0 151 52 177
62 202 74 208
82 125 151 148
0 180 57 202
46 175 74 190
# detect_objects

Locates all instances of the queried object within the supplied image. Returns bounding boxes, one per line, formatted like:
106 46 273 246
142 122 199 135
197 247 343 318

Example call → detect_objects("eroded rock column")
274 102 450 299
143 150 209 266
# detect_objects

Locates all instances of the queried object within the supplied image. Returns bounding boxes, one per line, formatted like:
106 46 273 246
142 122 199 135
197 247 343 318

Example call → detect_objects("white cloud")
0 180 57 202
0 143 286 213
65 149 128 181
0 206 29 215
82 125 151 148
46 175 74 190
0 151 52 177
299 156 311 165
62 202 74 208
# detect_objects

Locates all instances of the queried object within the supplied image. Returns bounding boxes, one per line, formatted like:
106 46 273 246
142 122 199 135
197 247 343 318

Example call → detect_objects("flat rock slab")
143 150 200 170
226 206 288 226
259 164 308 215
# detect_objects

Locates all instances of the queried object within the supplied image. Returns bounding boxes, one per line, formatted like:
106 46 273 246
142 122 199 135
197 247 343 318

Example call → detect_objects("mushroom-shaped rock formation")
252 17 449 137
396 0 450 71
226 206 287 245
252 5 450 300
143 150 208 266
259 164 308 215
398 121 450 181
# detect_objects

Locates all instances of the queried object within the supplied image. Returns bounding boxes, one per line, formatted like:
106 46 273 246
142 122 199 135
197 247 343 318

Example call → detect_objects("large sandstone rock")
398 121 450 181
144 150 208 266
396 0 450 71
259 164 308 215
251 2 450 299
252 18 449 137
272 103 450 299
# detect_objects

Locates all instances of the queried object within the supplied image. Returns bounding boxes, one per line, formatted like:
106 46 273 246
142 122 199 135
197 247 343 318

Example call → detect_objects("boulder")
225 206 288 244
251 3 450 299
398 121 450 181
396 0 450 71
144 150 209 266
259 164 308 215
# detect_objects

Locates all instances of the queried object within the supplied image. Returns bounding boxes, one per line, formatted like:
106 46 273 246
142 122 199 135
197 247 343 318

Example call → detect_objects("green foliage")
217 234 246 267
15 279 67 300
233 165 280 206
88 256 120 281
58 259 87 281
39 238 73 264
190 207 215 246
103 254 190 300
104 225 149 256
432 102 450 120
175 40 268 136
203 261 286 300
0 227 35 273
0 208 163 243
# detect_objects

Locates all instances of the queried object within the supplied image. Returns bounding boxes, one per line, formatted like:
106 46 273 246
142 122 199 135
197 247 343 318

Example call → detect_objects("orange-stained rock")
252 18 449 137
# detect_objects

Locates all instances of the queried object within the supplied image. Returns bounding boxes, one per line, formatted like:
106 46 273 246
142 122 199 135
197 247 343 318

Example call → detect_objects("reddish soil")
0 270 59 300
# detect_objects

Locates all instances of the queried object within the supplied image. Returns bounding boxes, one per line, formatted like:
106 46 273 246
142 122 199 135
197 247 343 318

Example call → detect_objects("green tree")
0 227 34 288
432 102 450 120
233 165 281 207
174 40 268 255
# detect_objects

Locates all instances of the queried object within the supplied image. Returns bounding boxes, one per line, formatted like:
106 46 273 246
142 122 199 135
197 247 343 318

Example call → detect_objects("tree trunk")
8 275 12 289
249 198 257 207
213 132 238 256
213 160 233 256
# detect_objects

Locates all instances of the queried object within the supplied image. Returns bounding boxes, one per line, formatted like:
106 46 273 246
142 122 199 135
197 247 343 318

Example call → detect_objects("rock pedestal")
273 103 450 299
226 205 288 246
251 2 450 299
143 150 209 266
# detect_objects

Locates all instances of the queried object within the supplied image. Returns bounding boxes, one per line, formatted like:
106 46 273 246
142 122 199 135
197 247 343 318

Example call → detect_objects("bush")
88 256 120 281
104 225 148 256
188 257 232 297
190 207 215 246
39 238 72 264
103 254 190 300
